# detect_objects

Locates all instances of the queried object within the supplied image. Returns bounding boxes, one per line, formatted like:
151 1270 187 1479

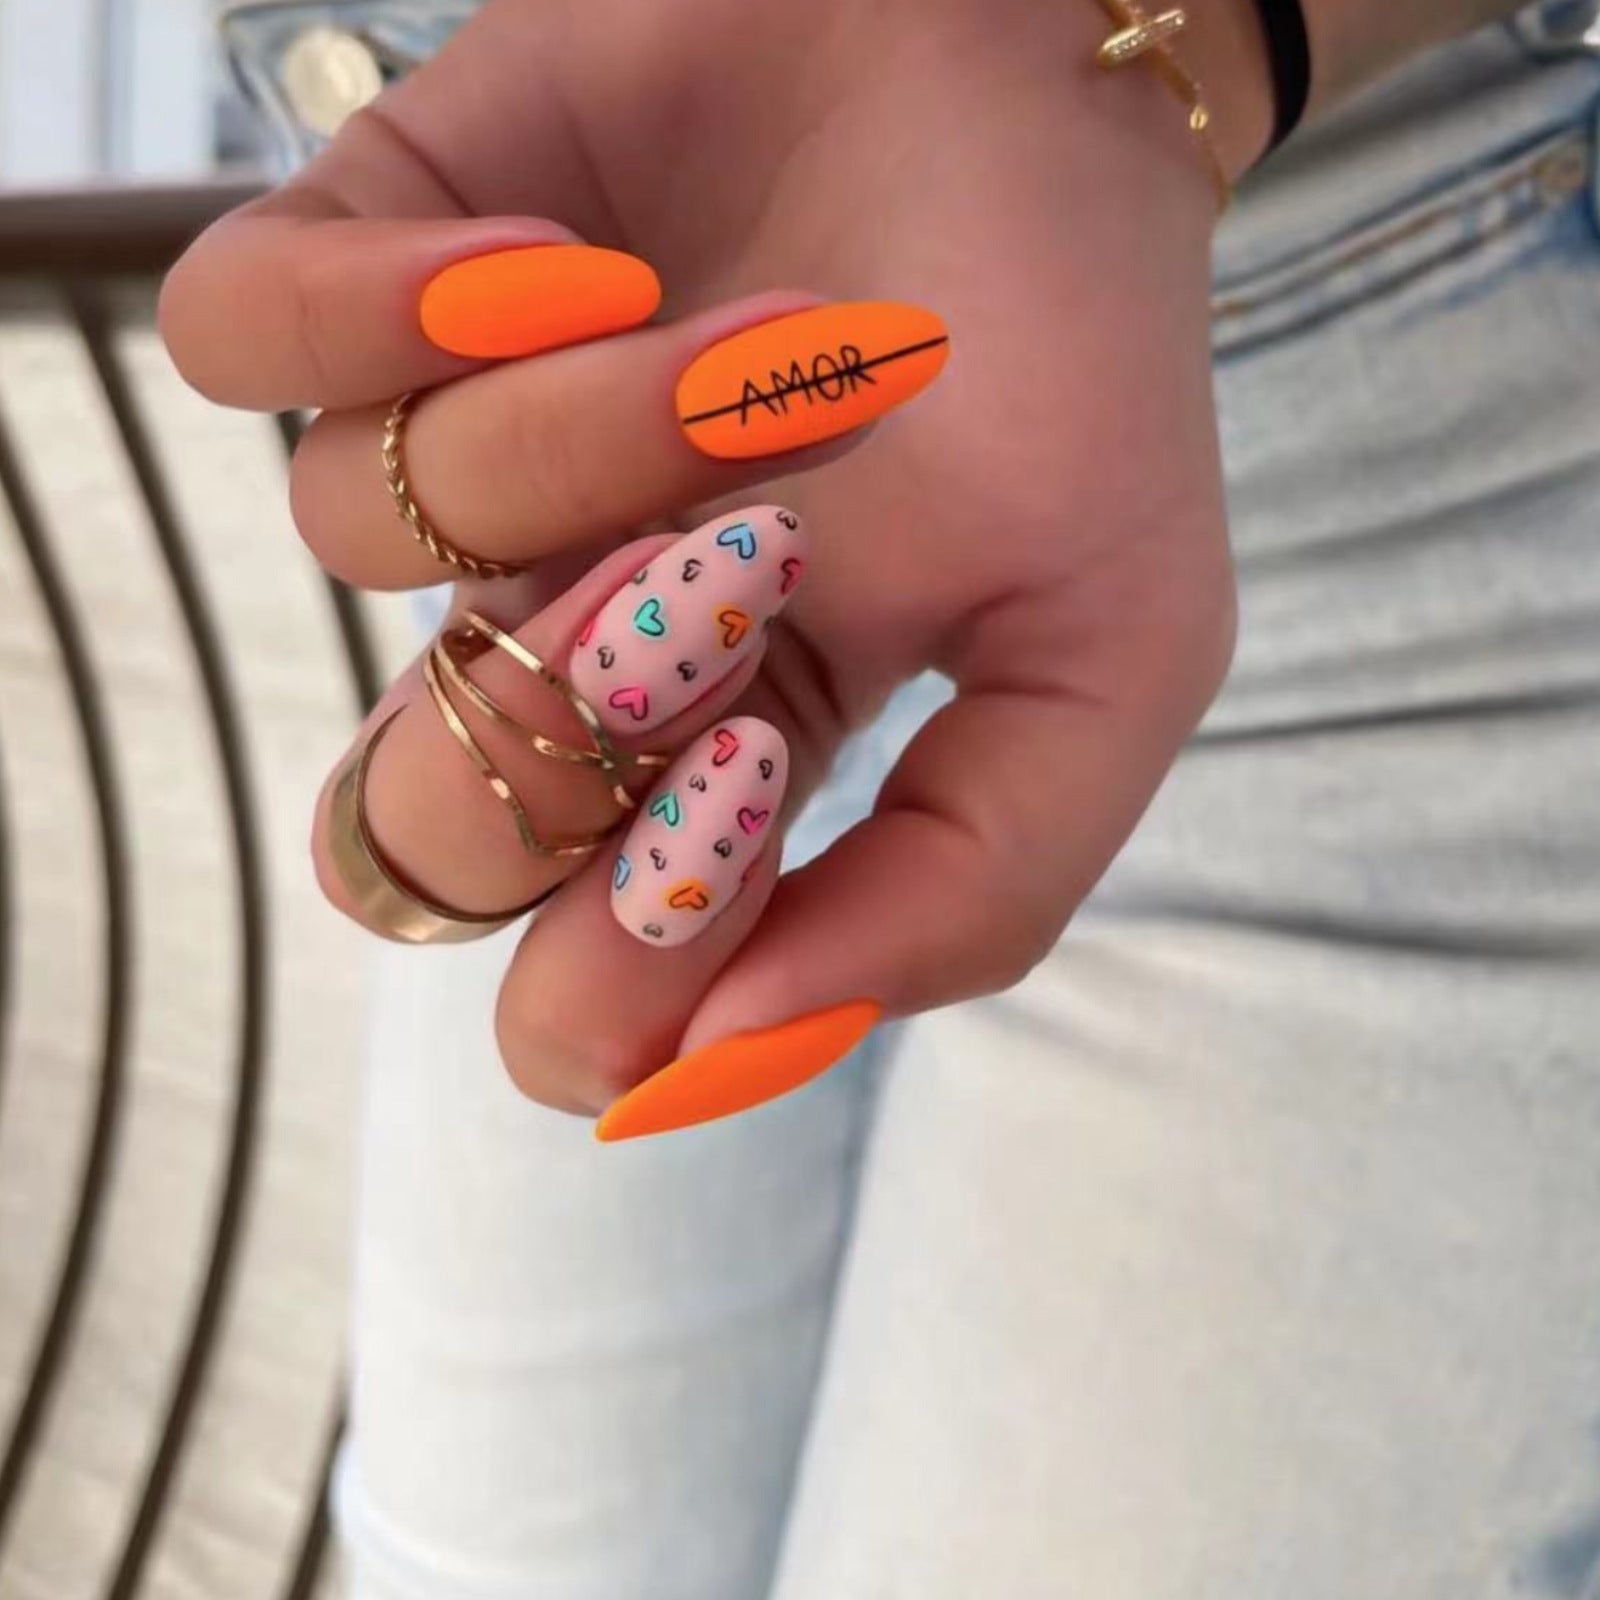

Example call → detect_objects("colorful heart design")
577 616 598 647
780 557 805 595
633 596 667 638
648 791 683 828
597 645 616 670
737 806 770 836
715 522 759 561
612 853 631 891
711 728 740 767
681 557 703 583
717 606 752 649
666 879 712 912
608 686 650 722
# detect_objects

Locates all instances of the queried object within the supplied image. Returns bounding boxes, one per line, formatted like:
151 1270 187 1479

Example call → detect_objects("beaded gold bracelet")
1092 0 1230 208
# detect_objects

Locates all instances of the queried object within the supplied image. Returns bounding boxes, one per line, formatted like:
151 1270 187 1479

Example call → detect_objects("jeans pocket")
1211 122 1595 359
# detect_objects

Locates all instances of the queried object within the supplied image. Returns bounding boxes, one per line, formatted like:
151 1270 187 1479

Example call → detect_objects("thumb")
595 586 1229 1140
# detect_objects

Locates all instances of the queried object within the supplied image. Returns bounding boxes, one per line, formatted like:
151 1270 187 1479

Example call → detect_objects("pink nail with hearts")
611 716 789 948
570 506 807 736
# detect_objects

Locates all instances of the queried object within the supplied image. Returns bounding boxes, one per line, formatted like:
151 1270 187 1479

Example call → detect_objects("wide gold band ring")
328 711 553 944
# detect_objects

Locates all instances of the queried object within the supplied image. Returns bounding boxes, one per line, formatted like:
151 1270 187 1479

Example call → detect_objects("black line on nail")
679 336 950 427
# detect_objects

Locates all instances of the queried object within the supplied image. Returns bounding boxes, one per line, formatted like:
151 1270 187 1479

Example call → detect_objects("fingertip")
594 999 882 1141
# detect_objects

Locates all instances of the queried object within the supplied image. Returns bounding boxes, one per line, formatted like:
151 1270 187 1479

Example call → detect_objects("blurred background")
1 0 253 185
0 5 431 1598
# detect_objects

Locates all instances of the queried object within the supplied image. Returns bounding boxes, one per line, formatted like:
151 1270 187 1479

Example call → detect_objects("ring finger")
312 504 808 931
291 290 950 589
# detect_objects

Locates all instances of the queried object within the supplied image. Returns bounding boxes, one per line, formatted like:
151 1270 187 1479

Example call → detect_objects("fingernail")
596 1000 882 1140
571 507 807 736
610 716 787 948
420 244 662 359
676 301 951 460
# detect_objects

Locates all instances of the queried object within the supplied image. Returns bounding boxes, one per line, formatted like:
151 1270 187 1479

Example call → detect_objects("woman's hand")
160 0 1238 1136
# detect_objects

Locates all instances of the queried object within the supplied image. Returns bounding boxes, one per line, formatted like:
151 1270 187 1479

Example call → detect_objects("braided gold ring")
382 390 531 580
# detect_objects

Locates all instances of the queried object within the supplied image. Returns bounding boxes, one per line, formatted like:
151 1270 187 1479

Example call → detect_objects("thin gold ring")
422 647 618 859
328 711 554 943
381 391 531 580
441 611 669 809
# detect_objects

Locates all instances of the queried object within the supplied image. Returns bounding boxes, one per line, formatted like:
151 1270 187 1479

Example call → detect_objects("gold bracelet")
1092 1 1230 208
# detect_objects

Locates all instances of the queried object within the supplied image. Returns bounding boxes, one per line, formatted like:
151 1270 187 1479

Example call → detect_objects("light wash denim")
333 19 1600 1600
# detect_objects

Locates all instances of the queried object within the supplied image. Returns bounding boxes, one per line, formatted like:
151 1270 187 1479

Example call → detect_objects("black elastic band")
1250 0 1312 149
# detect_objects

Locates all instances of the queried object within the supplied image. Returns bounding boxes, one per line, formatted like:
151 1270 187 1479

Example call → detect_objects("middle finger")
312 504 808 931
291 294 950 589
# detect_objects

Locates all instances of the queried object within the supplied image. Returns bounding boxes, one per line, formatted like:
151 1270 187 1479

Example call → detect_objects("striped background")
0 239 411 1597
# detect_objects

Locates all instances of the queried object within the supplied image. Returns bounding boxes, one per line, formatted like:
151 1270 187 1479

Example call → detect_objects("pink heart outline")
737 806 770 836
608 685 650 722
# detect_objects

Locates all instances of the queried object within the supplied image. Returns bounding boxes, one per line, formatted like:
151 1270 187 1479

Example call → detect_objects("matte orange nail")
676 302 950 460
420 244 662 358
595 1000 883 1141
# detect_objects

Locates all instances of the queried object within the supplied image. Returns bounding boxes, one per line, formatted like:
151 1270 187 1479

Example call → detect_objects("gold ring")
328 711 553 943
423 646 618 859
381 391 531 580
438 611 669 808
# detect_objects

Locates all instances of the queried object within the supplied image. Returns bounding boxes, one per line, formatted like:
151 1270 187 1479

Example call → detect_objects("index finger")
159 1 661 411
159 189 660 411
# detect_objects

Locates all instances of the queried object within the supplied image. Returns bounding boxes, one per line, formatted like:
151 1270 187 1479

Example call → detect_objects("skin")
158 0 1515 1115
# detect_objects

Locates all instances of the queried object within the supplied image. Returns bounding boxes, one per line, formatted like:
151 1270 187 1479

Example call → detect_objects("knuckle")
286 247 341 403
285 417 342 570
498 387 607 542
493 987 612 1115
157 236 231 402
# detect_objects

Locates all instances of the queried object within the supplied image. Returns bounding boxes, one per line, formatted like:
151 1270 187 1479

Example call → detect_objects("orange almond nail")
420 244 662 359
676 302 950 460
595 1000 883 1141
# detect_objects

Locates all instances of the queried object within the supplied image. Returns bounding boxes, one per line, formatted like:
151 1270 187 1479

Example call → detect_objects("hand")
160 0 1237 1136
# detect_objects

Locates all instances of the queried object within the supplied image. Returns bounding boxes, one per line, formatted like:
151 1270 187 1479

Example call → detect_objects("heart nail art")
717 607 752 649
613 854 632 890
676 302 951 461
758 757 775 780
612 717 789 948
577 616 598 647
571 506 807 736
633 596 667 638
608 685 650 721
667 880 711 912
715 521 759 561
650 846 668 870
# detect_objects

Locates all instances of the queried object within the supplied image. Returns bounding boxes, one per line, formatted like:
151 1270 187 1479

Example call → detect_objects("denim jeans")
338 22 1600 1600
